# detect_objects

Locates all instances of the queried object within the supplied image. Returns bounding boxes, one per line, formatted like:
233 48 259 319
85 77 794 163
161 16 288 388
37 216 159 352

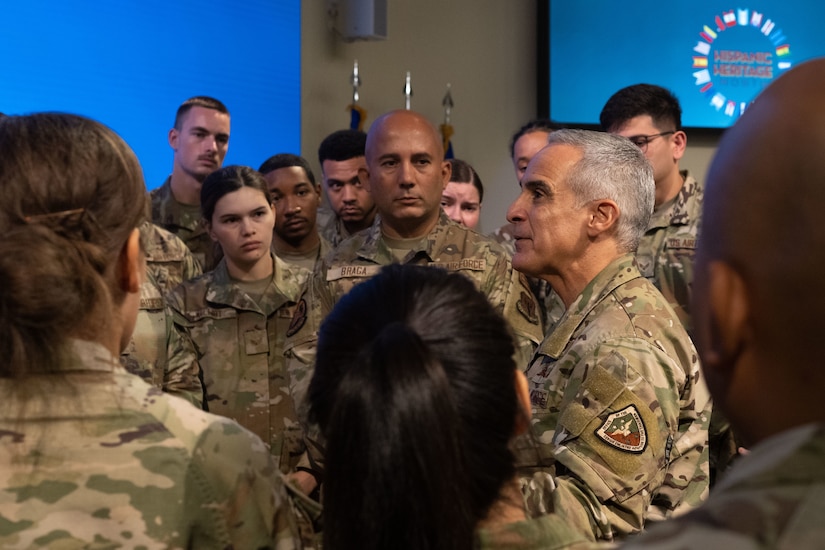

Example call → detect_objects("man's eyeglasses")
627 131 675 152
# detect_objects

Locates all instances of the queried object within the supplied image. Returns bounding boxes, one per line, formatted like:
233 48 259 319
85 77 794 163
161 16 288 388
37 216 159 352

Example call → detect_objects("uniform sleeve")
530 341 710 542
164 291 206 409
283 263 336 477
496 257 544 370
186 419 305 549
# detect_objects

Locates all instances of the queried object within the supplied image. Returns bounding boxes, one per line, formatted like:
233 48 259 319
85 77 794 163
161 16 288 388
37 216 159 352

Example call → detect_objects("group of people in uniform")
2 58 825 549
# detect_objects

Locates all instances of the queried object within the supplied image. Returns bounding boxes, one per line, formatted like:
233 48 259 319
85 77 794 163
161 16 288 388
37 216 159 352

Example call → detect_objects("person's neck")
342 208 376 235
476 477 528 530
170 169 202 206
381 214 438 240
654 168 685 208
226 253 274 282
272 230 320 256
544 246 623 309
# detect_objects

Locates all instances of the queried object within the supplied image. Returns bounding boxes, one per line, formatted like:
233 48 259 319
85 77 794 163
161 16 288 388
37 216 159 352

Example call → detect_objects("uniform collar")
537 254 641 359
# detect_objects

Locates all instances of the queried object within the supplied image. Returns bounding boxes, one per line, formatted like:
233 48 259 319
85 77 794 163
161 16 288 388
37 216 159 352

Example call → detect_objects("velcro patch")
286 299 308 338
326 265 382 281
516 290 540 325
595 404 647 453
429 258 487 272
666 237 697 249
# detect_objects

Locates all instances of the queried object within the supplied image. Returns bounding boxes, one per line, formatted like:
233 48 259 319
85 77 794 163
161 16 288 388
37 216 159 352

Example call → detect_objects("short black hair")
599 84 682 133
258 153 316 185
318 129 367 165
174 96 229 129
509 118 561 160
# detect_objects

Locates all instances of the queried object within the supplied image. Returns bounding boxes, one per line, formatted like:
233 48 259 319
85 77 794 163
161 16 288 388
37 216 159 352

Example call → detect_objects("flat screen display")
0 1 300 189
546 1 823 129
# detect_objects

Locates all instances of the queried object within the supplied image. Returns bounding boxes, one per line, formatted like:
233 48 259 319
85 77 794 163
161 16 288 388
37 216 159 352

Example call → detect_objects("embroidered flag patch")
595 404 647 453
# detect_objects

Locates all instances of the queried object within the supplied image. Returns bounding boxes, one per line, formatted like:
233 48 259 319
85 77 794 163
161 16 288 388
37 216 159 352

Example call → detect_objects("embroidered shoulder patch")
286 298 308 338
516 290 540 325
595 405 647 453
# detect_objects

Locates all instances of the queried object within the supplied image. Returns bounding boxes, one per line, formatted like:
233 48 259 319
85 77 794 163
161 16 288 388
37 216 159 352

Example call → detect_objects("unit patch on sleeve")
595 404 647 453
286 298 308 338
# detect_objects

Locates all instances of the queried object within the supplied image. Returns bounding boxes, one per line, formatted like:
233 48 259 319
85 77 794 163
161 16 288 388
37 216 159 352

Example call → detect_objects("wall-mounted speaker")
330 0 387 41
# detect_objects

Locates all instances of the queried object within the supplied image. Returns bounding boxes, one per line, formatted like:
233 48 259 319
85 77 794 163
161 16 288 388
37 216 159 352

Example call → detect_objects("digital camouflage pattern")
273 235 333 292
0 339 304 549
620 423 825 549
491 221 564 334
285 212 544 470
150 178 220 270
516 254 711 543
316 206 351 248
475 474 595 550
166 254 306 473
635 172 701 333
121 222 203 407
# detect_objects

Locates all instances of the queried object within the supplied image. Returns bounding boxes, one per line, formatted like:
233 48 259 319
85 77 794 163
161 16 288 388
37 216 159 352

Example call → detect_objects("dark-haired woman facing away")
0 114 301 548
308 264 590 550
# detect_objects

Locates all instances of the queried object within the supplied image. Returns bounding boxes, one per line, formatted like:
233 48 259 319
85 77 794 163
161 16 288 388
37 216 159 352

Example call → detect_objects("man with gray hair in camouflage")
507 129 711 543
620 57 825 550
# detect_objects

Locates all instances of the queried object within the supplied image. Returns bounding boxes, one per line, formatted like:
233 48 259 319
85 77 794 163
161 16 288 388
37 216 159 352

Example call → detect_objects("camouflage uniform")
516 254 711 543
121 222 203 407
491 221 565 333
635 171 701 333
620 423 825 549
150 178 219 270
285 212 544 464
0 339 304 549
316 206 351 248
273 235 333 292
476 506 594 550
166 254 306 473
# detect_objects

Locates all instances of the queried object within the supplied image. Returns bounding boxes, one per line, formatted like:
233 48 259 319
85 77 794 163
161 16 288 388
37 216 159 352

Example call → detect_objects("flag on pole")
349 60 366 130
441 84 454 159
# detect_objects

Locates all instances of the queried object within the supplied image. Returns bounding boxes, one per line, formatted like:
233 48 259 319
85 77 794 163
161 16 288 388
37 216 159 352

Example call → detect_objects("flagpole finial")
404 71 412 110
351 60 361 104
442 83 454 124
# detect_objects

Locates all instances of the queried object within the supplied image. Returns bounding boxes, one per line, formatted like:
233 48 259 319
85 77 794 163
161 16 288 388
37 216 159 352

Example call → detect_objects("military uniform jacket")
285 212 544 430
635 172 702 333
150 178 219 270
620 423 825 549
518 254 711 542
166 254 306 473
122 222 203 407
0 339 303 549
475 506 593 550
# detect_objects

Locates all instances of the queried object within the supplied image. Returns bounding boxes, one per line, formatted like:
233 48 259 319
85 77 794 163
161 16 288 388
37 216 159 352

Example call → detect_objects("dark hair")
258 153 316 185
201 165 271 222
309 264 518 550
318 129 367 165
599 83 683 132
0 113 146 377
509 118 561 159
174 96 229 129
447 158 484 203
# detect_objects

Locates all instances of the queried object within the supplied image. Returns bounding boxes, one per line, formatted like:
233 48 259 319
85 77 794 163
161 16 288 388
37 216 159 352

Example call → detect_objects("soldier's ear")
117 228 142 294
168 127 179 151
358 166 370 192
513 370 532 436
704 261 748 371
586 199 619 238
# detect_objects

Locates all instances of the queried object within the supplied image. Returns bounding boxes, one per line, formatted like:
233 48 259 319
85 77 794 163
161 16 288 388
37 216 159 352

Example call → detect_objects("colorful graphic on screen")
548 1 819 129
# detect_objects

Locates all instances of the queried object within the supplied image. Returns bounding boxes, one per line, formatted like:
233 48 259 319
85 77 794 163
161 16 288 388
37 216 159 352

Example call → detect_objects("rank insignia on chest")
595 404 647 453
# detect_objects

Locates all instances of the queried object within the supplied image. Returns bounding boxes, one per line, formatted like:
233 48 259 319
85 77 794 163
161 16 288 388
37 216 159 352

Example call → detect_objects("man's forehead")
181 106 230 130
612 114 657 137
322 156 365 177
524 143 581 182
